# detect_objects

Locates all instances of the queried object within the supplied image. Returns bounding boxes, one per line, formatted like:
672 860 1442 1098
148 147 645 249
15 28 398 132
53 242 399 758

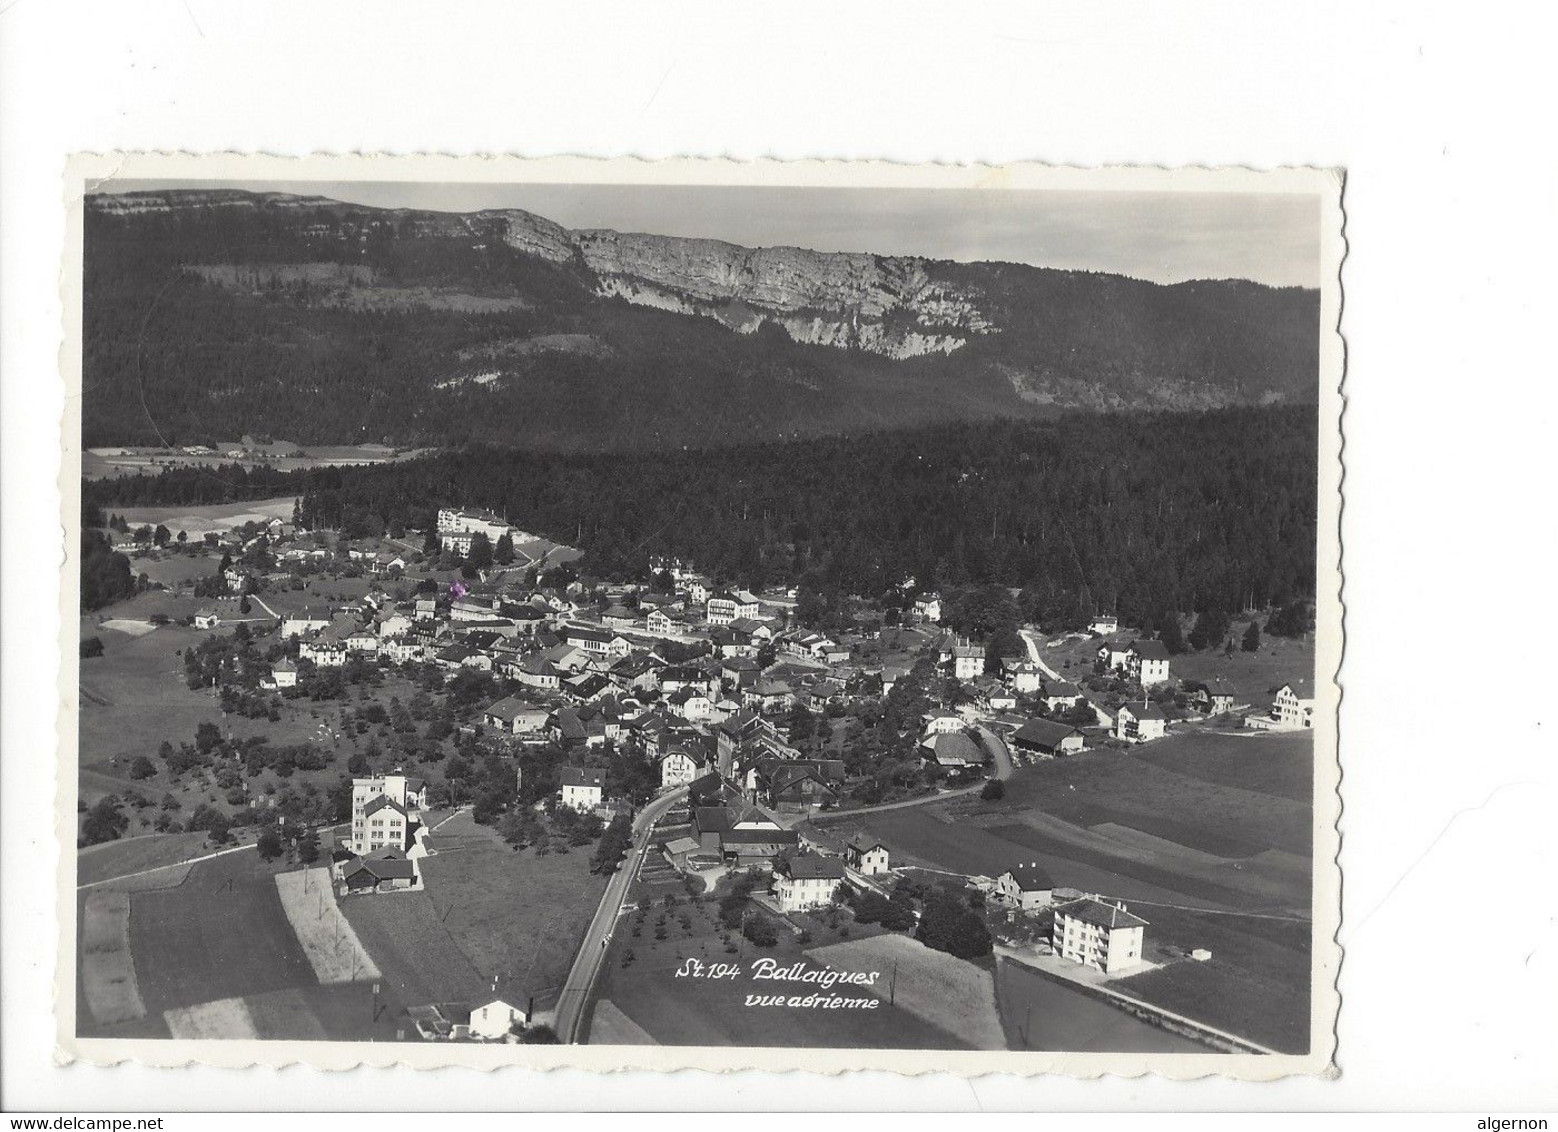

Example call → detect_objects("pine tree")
1242 620 1262 652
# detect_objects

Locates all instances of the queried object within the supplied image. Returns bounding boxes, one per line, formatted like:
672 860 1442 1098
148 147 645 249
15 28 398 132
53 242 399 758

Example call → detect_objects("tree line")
85 405 1318 622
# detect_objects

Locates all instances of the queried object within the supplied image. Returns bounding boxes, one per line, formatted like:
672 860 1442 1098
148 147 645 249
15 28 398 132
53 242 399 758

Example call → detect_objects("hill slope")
83 190 1319 449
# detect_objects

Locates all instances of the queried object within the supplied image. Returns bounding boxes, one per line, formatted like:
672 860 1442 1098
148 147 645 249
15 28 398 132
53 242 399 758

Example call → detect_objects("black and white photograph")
57 156 1342 1074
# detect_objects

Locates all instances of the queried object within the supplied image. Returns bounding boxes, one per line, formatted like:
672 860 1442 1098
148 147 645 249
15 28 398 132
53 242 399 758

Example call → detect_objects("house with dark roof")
659 744 712 789
1039 679 1086 711
1051 897 1149 974
1114 699 1168 743
484 696 549 735
558 766 605 811
1126 639 1173 686
995 860 1056 910
919 731 985 772
773 853 847 912
754 758 845 813
719 826 801 868
1185 678 1239 716
1013 717 1086 758
844 836 890 876
341 847 420 894
550 707 588 746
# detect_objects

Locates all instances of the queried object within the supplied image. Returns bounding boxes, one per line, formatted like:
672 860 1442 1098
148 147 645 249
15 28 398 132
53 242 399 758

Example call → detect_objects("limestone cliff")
499 219 993 359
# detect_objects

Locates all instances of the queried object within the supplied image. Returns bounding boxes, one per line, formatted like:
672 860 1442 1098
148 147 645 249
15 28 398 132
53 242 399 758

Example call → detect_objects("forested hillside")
82 191 1320 449
84 406 1318 623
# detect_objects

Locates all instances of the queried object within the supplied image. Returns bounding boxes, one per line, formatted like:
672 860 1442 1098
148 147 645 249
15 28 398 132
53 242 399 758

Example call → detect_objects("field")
78 832 212 887
994 959 1207 1053
1111 905 1313 1054
584 887 970 1049
275 868 381 984
76 613 404 835
76 850 391 1041
339 890 486 1010
420 812 610 1011
1035 625 1316 712
107 496 299 535
80 891 145 1026
805 726 1316 1050
806 933 1007 1049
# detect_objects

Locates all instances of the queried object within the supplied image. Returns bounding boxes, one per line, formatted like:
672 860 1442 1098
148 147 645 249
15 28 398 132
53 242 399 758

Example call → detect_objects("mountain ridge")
82 189 1321 449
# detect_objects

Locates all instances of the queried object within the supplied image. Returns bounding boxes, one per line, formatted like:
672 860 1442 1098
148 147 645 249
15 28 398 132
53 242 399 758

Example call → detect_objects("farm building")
340 848 419 894
1012 717 1086 758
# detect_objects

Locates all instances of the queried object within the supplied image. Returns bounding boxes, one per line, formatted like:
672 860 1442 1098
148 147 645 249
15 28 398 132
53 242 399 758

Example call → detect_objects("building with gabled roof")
1114 699 1168 743
844 837 890 876
1012 717 1085 758
348 773 427 856
773 853 846 912
1051 897 1149 974
484 696 548 735
1126 639 1173 686
995 860 1056 910
558 765 605 811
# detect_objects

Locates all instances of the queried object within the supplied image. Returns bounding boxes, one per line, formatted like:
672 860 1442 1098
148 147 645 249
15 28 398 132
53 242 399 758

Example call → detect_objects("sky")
111 179 1321 288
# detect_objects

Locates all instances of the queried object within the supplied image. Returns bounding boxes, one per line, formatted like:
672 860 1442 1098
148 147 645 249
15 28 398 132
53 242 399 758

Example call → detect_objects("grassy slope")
419 812 610 1011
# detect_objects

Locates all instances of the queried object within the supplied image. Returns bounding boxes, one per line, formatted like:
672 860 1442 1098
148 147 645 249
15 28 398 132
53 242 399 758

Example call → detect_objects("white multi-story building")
436 507 530 554
1248 681 1316 731
952 639 985 681
706 593 758 627
913 593 943 622
773 854 846 912
349 773 427 856
1273 682 1315 729
1051 897 1148 975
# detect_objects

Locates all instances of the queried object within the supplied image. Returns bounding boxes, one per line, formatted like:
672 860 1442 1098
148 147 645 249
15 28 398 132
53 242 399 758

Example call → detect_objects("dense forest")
84 406 1318 623
81 192 1319 450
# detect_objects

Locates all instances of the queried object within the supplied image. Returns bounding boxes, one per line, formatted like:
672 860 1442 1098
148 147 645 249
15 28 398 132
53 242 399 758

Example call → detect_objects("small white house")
267 659 298 689
995 860 1055 910
468 996 529 1040
844 837 890 876
1114 700 1168 743
194 608 221 630
559 766 605 812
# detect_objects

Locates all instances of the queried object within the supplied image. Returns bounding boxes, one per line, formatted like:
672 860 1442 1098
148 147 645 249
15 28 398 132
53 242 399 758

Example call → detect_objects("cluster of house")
990 860 1150 975
659 790 893 914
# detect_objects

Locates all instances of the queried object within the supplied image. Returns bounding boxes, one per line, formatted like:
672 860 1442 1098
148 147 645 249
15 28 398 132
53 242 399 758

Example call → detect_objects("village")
77 502 1317 1051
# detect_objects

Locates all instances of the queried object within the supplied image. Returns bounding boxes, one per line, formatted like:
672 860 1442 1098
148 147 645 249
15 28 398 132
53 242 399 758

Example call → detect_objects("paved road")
972 723 1015 780
807 782 984 823
1020 627 1113 727
554 785 688 1044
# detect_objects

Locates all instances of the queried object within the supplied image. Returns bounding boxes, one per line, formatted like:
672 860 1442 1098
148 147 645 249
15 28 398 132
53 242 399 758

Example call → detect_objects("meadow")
75 850 390 1042
419 812 609 1014
585 886 969 1049
802 726 1317 1051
